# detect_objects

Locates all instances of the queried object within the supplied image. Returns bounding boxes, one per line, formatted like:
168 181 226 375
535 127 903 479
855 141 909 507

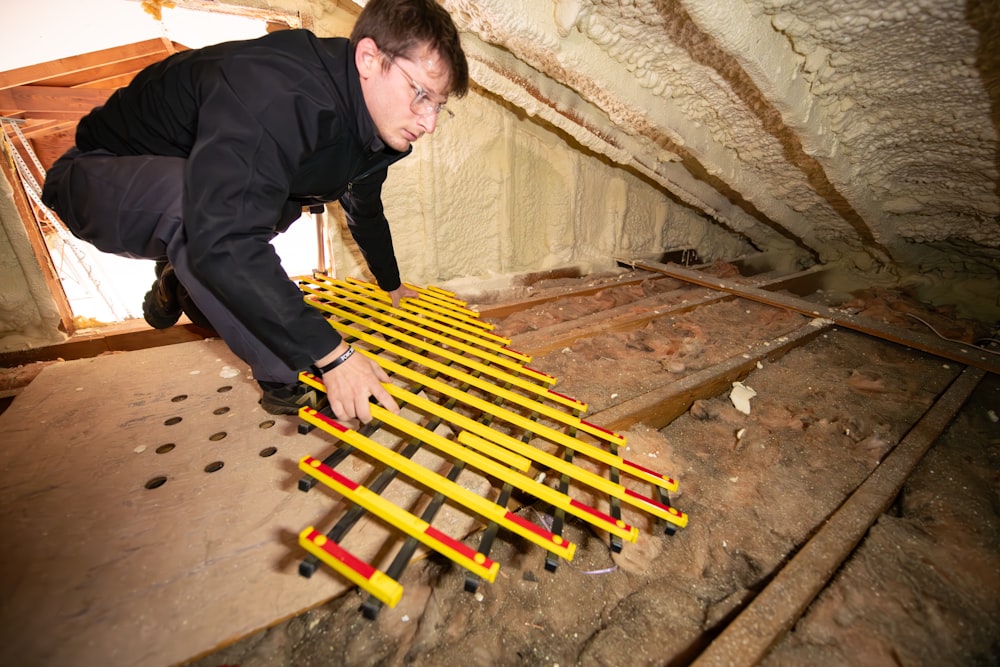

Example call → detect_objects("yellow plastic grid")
292 276 688 611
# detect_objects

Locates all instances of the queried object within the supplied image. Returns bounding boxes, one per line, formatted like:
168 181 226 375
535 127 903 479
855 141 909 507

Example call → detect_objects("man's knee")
40 147 80 222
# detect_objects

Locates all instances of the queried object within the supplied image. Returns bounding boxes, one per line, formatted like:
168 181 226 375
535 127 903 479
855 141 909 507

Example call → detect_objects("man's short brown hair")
351 0 469 97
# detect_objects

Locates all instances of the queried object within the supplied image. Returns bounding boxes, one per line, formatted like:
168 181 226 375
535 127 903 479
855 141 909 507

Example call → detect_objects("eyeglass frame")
381 52 455 123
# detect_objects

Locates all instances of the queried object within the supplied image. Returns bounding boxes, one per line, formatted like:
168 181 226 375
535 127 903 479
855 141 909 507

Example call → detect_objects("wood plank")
0 86 114 118
44 55 164 89
0 340 489 667
630 260 1000 374
0 39 169 90
0 320 213 367
691 365 984 667
473 270 668 319
70 69 146 91
586 320 830 431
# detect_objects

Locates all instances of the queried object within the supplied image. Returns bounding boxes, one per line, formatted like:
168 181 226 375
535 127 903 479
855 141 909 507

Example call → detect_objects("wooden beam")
509 266 830 357
511 286 723 357
0 39 170 90
586 321 830 431
5 119 76 140
629 260 1000 375
473 270 669 319
692 365 984 667
0 320 212 368
0 86 114 119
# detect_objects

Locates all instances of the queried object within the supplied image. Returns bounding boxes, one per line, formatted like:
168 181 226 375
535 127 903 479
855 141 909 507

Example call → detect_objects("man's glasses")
383 54 454 126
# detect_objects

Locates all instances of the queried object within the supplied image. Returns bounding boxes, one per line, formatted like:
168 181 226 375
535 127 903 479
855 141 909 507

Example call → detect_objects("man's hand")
388 284 419 308
318 343 400 423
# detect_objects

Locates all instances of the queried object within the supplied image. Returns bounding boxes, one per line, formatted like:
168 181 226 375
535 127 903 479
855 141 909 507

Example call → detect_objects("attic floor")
198 269 1000 666
2 267 998 666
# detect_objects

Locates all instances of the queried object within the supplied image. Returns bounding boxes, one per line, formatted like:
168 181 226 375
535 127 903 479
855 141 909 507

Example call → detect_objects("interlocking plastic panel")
292 275 688 615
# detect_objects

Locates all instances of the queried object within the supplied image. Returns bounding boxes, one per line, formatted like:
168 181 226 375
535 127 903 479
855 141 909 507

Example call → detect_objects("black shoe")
258 380 328 415
177 284 216 333
142 262 182 329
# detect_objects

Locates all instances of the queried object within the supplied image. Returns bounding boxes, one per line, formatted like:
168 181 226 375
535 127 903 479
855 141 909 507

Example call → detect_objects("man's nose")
417 113 437 134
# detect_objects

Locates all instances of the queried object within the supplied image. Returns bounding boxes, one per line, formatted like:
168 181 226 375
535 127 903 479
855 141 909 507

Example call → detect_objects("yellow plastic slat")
298 527 403 607
305 295 540 383
300 278 527 362
359 371 685 528
368 402 638 543
299 372 531 473
377 355 677 494
299 406 577 561
307 275 507 344
300 456 499 582
308 298 559 388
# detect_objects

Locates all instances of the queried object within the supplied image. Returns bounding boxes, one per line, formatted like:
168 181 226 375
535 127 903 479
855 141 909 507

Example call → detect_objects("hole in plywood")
209 432 227 441
171 394 188 402
204 461 224 473
259 420 276 429
164 416 182 426
213 406 230 415
217 386 233 393
259 446 277 457
156 443 176 454
145 476 167 489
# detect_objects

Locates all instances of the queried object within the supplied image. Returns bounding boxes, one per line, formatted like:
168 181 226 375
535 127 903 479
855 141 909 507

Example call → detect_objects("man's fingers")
354 397 373 423
372 383 399 414
370 360 391 383
328 399 347 420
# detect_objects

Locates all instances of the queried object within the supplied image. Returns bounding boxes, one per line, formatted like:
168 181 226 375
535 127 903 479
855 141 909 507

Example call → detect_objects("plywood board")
0 339 486 667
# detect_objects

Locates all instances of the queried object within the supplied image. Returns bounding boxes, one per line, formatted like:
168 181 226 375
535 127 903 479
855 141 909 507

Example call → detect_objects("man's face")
358 39 452 153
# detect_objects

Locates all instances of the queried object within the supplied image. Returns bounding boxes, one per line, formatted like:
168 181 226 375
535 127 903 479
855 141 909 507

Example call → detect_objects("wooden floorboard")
0 339 485 667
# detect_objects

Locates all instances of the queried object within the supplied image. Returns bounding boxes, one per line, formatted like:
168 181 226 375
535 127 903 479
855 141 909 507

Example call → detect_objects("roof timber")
0 37 179 90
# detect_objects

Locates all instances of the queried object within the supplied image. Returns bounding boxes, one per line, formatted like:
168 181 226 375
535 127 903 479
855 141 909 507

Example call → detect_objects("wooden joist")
0 85 114 120
692 365 985 666
508 266 830 357
629 260 1000 374
473 270 667 319
587 320 831 431
0 38 176 90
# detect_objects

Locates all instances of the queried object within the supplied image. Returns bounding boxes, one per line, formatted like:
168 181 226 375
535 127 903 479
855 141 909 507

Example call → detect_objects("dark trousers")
42 148 298 383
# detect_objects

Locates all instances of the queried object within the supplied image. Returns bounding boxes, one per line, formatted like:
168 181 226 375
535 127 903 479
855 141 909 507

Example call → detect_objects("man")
41 0 469 423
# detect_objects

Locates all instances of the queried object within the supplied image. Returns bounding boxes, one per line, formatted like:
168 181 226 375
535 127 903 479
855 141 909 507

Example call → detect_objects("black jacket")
75 29 410 370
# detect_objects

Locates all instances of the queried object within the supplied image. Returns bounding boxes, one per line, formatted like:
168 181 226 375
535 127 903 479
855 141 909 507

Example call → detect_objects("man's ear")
355 37 380 80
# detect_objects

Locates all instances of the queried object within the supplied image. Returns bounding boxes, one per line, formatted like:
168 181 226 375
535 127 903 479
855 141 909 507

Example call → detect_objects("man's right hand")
318 344 400 423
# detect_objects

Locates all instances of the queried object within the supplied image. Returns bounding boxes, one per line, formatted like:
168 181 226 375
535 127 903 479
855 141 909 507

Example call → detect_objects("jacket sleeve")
340 172 402 292
181 56 341 371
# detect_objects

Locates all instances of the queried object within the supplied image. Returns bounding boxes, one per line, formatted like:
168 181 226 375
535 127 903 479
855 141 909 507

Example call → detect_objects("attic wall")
0 168 63 351
328 89 751 292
